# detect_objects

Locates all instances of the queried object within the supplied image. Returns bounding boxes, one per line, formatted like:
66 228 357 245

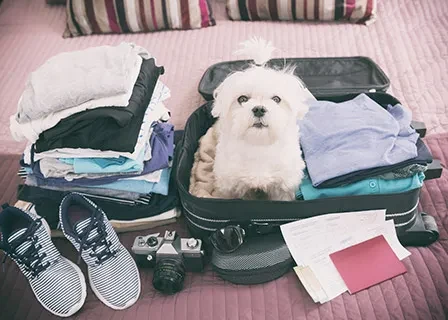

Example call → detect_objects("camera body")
131 230 205 272
131 230 205 294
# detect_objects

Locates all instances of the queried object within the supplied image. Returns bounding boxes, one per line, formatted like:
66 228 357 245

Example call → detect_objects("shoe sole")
87 252 141 310
32 218 87 318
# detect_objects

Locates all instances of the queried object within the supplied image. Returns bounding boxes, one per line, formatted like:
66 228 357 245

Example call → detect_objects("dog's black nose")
252 106 266 118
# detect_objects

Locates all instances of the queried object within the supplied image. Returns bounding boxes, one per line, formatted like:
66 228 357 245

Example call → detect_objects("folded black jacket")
35 58 164 153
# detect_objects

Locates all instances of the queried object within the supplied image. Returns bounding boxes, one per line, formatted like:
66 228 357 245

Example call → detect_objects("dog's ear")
296 101 310 120
211 83 229 118
290 76 310 120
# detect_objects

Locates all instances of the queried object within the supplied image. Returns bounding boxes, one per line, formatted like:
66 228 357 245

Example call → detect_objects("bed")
0 0 447 319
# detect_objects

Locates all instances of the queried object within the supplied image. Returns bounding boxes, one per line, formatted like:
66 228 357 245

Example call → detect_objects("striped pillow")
64 0 216 37
226 0 377 24
46 0 66 5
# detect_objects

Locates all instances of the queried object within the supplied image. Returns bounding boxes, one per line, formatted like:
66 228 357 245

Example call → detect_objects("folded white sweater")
10 55 142 143
16 42 150 123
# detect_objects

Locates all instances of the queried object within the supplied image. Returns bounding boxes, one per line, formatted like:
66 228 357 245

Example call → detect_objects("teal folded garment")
88 167 171 196
60 146 145 174
296 171 425 200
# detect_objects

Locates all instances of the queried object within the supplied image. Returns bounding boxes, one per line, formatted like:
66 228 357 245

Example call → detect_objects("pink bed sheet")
0 3 447 318
0 133 447 319
0 0 447 155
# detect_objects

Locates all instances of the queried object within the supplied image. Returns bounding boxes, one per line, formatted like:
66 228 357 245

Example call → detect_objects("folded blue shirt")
299 94 420 187
61 149 145 174
88 167 171 196
59 122 174 175
296 171 425 200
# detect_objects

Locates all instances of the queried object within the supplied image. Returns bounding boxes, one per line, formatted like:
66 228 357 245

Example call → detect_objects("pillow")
226 0 377 24
64 0 216 38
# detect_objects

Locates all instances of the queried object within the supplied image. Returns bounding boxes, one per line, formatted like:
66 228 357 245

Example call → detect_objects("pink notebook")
329 235 407 294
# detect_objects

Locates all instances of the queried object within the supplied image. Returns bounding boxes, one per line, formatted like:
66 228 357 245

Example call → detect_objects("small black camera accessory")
209 225 246 253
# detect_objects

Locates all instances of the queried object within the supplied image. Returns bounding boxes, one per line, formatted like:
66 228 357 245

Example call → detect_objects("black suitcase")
175 57 442 249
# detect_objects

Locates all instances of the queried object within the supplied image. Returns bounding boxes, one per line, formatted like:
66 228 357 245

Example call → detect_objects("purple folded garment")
146 121 174 173
30 122 174 186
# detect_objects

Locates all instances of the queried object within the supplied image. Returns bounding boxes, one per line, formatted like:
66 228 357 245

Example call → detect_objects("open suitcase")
174 57 443 283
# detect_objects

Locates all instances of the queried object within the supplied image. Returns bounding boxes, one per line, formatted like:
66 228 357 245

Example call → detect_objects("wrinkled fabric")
297 171 425 200
300 94 420 187
318 138 433 188
34 58 164 153
16 42 150 123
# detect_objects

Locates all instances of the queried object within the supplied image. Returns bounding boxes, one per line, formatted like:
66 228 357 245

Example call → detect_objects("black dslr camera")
131 230 205 294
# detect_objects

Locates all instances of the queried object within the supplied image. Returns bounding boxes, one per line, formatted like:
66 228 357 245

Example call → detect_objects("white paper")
294 266 328 303
280 209 386 266
281 210 411 303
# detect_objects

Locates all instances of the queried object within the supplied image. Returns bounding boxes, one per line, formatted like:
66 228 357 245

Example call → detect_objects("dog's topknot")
233 37 276 66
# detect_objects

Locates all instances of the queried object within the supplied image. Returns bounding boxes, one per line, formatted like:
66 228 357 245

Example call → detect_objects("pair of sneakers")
0 193 141 317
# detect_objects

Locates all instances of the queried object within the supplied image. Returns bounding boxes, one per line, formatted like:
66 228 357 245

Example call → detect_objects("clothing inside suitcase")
175 56 443 284
177 56 442 249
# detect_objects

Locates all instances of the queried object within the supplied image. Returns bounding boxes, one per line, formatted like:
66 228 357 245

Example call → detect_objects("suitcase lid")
198 56 390 100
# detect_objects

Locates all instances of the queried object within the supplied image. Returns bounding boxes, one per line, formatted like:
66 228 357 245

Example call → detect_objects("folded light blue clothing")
60 147 145 174
299 94 420 187
88 167 171 196
58 122 174 175
296 171 425 200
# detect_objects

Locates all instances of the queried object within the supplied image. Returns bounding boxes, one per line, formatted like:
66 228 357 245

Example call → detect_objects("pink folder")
329 235 407 294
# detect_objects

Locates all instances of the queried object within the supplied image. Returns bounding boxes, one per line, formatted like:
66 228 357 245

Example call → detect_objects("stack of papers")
280 210 410 303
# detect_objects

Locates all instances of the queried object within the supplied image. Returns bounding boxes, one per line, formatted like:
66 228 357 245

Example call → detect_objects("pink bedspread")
0 134 447 320
0 1 447 319
0 0 447 155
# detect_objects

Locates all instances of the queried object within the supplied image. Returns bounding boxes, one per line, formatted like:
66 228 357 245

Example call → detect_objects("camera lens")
152 258 186 295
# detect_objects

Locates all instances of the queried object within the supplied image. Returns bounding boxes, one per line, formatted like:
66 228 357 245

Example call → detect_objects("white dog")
211 38 310 201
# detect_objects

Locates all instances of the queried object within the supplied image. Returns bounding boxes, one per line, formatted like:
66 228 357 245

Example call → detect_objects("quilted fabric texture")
0 0 448 155
0 136 447 320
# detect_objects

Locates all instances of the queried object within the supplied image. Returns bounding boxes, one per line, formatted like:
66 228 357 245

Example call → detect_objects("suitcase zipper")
185 215 217 231
394 212 416 227
184 205 297 223
384 200 419 217
184 202 418 231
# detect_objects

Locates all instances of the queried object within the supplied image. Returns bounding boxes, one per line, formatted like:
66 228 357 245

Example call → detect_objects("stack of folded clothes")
296 93 433 200
10 43 179 229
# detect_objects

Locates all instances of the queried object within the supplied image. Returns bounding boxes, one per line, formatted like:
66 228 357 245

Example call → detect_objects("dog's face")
212 66 309 145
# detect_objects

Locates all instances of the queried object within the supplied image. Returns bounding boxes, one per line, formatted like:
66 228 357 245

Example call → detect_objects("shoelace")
1 219 50 278
75 209 117 265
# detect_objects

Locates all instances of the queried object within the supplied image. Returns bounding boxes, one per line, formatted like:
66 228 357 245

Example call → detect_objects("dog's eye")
272 96 281 103
237 95 249 104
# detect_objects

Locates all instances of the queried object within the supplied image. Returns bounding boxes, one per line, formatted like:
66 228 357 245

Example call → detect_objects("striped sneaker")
0 204 86 318
59 193 141 310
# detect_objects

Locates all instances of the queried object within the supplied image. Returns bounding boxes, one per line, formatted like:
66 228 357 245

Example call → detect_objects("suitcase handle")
425 159 443 180
398 212 439 246
411 120 426 137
